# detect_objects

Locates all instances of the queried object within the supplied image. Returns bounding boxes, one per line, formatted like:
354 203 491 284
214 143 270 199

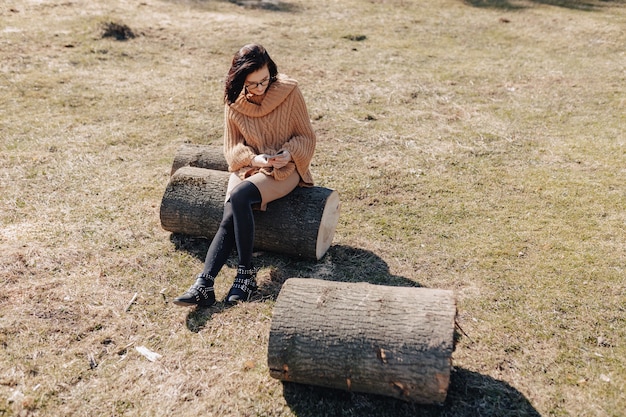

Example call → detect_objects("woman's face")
244 65 271 95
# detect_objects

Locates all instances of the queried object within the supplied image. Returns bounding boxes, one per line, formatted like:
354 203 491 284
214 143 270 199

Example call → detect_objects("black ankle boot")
173 274 216 307
225 266 257 304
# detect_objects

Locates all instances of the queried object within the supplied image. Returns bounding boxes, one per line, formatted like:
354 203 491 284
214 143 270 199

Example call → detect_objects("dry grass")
1 0 625 416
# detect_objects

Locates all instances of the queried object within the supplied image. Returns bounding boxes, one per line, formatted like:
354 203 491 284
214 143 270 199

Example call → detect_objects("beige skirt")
226 168 301 211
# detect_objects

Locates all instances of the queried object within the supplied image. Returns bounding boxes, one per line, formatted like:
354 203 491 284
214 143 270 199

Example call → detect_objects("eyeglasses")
245 78 271 90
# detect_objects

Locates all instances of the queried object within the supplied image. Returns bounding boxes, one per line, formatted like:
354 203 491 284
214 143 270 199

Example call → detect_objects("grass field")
1 0 624 416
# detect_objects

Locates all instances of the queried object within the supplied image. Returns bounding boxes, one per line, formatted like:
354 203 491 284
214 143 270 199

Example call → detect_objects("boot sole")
172 299 215 307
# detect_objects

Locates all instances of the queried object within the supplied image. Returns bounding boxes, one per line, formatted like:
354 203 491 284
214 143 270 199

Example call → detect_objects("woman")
174 44 316 307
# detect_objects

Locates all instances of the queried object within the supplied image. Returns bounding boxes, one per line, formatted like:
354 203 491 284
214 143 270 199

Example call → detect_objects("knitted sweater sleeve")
223 105 255 171
277 86 316 184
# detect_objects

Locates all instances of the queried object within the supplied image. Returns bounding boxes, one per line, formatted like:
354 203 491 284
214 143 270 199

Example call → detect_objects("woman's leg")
174 181 262 306
229 181 262 269
224 170 301 302
173 203 235 307
202 179 261 277
201 202 236 278
225 181 262 303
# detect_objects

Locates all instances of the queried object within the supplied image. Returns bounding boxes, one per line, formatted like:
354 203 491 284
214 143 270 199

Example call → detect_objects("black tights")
201 181 262 278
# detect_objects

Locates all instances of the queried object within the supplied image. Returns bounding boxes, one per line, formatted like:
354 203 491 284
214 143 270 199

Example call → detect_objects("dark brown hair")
224 44 278 105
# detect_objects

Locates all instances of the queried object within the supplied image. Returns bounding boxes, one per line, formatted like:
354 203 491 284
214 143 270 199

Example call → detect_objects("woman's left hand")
270 150 291 169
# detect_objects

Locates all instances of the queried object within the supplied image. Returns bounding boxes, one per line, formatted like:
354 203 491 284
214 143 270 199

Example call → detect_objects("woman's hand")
251 154 273 168
251 151 291 168
269 150 291 169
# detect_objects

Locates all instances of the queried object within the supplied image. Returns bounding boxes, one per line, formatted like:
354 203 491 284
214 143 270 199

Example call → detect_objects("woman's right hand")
268 150 291 169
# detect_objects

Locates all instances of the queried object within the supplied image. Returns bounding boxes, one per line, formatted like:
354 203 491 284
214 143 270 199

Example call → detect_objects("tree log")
268 278 456 404
159 167 340 260
170 143 229 175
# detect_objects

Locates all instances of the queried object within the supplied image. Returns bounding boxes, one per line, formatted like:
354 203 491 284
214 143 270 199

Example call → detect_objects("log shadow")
463 0 624 10
170 234 422 299
162 0 300 12
250 244 424 305
169 234 211 263
170 236 422 330
184 302 230 333
282 367 541 417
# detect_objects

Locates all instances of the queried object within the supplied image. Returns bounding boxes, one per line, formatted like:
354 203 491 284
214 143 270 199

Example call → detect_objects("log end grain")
315 190 341 260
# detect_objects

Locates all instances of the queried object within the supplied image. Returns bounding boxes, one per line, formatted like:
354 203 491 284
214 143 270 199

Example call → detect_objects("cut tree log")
170 143 229 175
160 166 340 260
268 278 457 404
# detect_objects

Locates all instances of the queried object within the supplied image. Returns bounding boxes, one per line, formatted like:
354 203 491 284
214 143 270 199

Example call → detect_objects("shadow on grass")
281 367 541 417
170 234 422 292
170 235 422 331
163 0 300 12
184 302 230 333
463 0 625 10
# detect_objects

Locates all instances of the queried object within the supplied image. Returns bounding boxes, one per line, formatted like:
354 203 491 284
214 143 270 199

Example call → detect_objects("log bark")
170 143 229 175
159 167 340 260
268 278 456 404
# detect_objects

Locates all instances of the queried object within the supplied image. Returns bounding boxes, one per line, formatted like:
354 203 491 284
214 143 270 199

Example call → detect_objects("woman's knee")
230 181 261 206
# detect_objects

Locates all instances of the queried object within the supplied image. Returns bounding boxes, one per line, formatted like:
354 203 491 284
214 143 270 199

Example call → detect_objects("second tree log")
268 278 457 404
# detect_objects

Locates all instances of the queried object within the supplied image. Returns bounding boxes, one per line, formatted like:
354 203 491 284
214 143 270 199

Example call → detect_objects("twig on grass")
87 352 97 370
455 319 474 343
125 292 138 312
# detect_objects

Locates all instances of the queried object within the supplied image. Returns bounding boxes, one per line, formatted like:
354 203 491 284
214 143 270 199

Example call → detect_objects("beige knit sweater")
223 74 316 186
